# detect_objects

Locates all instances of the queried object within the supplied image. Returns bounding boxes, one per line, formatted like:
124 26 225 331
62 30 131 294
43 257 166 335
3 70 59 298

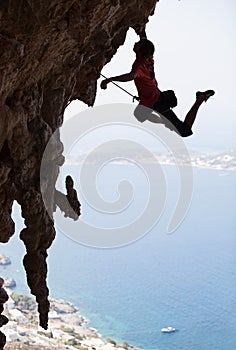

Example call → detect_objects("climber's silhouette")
101 38 215 137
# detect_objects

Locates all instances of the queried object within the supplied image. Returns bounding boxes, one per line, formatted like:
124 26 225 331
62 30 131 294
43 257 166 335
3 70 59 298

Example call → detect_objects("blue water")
1 167 236 350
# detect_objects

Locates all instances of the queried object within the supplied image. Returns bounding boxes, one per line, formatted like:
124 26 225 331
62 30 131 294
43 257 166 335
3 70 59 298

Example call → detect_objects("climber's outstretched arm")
132 25 147 39
100 71 136 89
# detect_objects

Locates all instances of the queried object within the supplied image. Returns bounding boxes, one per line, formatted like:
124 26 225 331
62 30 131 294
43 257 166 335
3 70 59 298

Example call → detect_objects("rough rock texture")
0 0 157 333
0 278 9 349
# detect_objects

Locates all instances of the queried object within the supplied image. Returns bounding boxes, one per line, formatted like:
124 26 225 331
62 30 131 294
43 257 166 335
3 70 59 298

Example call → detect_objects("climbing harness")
100 72 139 102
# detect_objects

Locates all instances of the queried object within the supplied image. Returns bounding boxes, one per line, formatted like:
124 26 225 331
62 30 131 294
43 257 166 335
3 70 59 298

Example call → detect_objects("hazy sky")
65 0 236 151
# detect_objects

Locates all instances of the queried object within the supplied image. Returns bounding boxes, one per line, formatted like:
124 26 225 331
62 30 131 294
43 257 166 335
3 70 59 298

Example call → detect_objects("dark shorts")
134 91 193 137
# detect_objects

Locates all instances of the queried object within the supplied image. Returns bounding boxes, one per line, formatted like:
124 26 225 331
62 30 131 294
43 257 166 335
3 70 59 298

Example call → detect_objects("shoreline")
2 289 142 350
65 149 236 172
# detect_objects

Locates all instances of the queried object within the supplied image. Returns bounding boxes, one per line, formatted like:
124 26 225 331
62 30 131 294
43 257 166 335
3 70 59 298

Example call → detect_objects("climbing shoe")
196 90 215 102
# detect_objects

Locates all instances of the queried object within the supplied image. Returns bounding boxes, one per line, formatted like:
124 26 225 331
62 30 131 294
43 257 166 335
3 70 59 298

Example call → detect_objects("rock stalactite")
55 175 81 220
0 278 9 349
0 0 158 333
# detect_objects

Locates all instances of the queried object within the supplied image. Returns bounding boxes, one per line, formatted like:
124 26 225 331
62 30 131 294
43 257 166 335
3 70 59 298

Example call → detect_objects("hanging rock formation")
0 278 9 349
0 0 158 332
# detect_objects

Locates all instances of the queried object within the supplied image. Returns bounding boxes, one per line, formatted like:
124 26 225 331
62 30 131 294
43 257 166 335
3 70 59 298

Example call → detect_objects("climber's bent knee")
133 104 150 123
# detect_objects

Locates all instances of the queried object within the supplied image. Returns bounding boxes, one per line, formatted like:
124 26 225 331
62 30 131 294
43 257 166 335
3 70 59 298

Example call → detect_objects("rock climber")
100 38 215 137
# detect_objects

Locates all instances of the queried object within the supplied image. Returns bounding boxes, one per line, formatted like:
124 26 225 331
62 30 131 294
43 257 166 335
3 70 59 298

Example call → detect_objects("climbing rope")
100 72 139 102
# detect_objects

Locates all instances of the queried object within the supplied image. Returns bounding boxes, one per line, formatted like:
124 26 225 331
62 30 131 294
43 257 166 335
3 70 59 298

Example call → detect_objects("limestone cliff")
0 0 157 338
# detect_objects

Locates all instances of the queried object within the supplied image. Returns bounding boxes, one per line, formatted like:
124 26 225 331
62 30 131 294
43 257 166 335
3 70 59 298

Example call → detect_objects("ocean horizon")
1 166 236 350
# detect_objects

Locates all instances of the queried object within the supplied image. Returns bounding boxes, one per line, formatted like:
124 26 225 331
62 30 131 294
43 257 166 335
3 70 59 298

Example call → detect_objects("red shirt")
132 57 160 107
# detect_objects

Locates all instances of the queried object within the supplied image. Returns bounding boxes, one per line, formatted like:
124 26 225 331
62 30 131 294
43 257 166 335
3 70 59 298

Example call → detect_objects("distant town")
65 149 236 171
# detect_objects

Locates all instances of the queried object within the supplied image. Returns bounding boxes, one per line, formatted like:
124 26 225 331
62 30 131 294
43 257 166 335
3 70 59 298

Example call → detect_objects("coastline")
65 149 236 172
2 288 142 350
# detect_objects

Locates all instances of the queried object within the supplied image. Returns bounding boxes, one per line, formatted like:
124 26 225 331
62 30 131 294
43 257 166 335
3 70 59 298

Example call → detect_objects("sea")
1 165 236 350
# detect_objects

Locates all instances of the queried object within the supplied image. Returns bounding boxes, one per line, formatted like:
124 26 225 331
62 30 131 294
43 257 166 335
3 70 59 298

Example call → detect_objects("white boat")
161 326 176 333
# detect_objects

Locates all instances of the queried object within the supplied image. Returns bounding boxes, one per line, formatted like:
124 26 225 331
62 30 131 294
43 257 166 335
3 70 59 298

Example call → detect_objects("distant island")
0 254 11 266
2 289 142 350
2 278 16 289
66 149 236 171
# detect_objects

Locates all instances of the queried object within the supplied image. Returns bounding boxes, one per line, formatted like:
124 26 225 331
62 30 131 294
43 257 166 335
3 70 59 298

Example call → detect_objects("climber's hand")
100 79 110 89
139 28 147 39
